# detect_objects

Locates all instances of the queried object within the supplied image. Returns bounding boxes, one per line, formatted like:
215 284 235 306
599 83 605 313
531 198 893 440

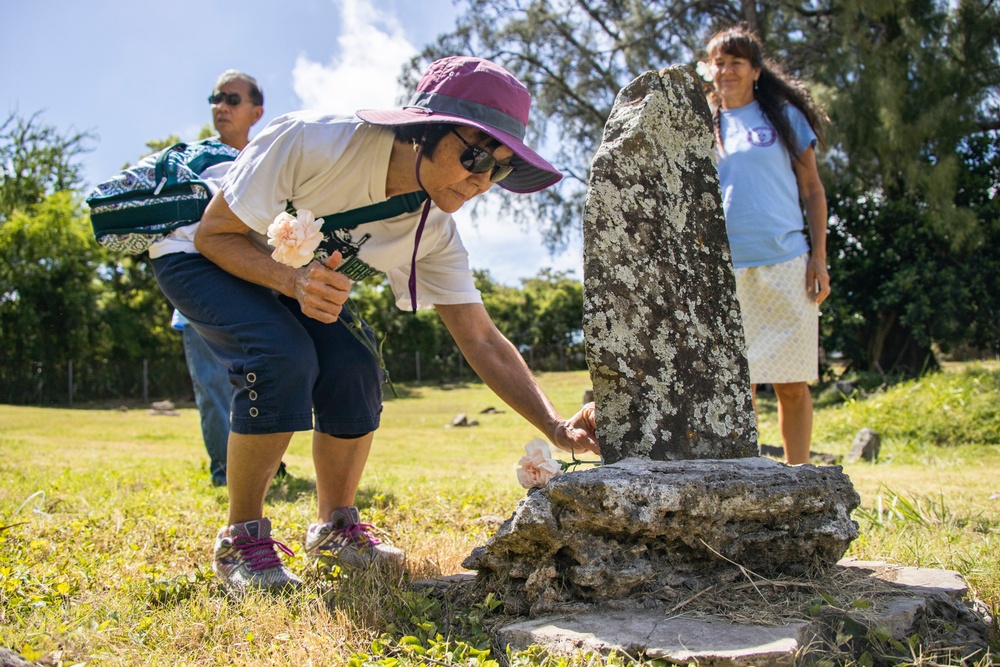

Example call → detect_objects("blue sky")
1 0 584 285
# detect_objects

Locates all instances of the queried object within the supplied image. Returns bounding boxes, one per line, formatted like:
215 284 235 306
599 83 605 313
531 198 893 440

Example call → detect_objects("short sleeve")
784 104 818 158
222 115 307 234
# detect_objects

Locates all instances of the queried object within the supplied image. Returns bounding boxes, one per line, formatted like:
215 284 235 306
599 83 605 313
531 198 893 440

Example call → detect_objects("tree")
0 193 104 403
0 112 94 223
415 0 1000 375
409 0 835 243
520 268 585 370
821 0 1000 373
0 191 187 404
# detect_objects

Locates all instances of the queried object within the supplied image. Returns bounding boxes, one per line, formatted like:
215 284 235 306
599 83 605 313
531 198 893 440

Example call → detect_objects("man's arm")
435 302 599 455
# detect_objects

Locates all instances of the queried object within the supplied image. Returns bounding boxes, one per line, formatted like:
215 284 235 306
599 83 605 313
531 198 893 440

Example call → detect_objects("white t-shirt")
155 111 482 311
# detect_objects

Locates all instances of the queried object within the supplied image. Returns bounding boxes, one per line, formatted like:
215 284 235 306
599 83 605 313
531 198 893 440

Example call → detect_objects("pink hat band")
356 56 562 194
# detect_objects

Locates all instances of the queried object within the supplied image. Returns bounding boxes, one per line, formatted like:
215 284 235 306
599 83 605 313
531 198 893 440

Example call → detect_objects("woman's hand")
806 254 830 305
292 251 353 323
551 402 600 457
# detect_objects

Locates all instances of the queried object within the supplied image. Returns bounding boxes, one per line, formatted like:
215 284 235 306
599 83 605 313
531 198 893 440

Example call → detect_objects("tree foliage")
0 119 187 404
0 112 94 223
409 0 838 243
0 191 187 404
414 0 1000 374
819 0 1000 372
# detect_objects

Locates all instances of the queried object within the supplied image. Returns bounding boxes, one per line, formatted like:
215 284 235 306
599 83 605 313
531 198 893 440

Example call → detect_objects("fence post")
68 360 73 407
143 359 149 405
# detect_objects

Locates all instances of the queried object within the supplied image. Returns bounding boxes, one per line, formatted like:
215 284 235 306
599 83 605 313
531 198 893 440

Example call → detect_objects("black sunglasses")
208 92 243 106
450 129 515 183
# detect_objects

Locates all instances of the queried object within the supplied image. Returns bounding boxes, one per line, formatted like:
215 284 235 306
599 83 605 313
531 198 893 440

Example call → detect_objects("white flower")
267 210 325 268
695 61 714 82
516 439 564 489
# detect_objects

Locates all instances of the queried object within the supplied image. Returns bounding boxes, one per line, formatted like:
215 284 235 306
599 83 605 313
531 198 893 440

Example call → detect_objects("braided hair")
706 26 827 158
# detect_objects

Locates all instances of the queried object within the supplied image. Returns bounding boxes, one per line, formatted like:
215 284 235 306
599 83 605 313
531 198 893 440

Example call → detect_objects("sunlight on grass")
1 367 998 665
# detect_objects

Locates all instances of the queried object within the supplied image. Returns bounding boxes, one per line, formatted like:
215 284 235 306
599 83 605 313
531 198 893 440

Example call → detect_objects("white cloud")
292 0 416 113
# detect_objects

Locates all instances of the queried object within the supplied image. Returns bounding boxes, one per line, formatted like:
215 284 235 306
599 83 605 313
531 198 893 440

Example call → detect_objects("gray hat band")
405 91 526 140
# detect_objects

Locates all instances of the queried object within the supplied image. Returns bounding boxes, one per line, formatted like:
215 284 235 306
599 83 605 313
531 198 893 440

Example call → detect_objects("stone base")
464 457 860 616
494 560 994 665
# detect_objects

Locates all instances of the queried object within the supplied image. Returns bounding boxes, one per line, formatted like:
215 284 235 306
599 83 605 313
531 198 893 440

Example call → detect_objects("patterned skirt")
734 253 819 385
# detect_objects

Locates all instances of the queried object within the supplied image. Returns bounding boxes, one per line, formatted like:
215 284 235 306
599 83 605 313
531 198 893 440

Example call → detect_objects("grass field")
1 366 998 666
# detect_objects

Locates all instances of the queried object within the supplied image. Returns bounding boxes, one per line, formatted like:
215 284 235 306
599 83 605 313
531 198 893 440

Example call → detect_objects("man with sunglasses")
169 70 265 487
209 70 264 150
150 56 601 594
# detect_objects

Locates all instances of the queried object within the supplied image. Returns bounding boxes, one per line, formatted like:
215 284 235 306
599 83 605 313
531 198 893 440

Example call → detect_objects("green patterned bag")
86 139 238 254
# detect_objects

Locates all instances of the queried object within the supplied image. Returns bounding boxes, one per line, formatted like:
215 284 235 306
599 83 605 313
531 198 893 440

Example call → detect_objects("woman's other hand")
806 254 830 305
292 251 352 323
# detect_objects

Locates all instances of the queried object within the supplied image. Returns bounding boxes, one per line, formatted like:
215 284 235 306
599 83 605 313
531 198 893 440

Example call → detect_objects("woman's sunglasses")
208 92 243 106
450 129 515 183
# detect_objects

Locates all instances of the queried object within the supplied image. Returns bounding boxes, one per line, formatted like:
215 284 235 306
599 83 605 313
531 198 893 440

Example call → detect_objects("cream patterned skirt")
734 253 819 385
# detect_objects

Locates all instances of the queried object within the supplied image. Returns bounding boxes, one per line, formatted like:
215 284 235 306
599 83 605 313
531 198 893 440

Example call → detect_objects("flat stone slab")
501 611 806 664
495 560 990 665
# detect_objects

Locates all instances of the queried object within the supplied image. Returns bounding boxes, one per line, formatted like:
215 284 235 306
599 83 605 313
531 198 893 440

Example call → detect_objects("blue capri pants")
151 252 383 436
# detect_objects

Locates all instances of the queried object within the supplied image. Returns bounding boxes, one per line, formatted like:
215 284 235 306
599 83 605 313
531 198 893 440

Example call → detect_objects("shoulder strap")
186 138 240 175
151 143 186 188
319 191 429 233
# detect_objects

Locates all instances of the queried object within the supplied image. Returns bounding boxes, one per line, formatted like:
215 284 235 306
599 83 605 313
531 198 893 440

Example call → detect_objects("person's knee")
773 382 811 406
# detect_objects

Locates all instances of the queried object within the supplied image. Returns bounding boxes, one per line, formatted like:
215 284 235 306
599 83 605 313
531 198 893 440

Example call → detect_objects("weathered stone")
582 65 755 463
847 427 880 463
464 457 860 615
493 560 993 665
447 413 478 428
147 399 180 417
0 648 37 667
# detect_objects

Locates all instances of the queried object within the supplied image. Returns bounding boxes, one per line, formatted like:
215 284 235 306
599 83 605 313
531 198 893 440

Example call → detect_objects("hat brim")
355 109 562 194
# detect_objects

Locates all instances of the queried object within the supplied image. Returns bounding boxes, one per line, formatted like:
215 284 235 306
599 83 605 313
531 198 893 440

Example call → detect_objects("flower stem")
341 298 398 399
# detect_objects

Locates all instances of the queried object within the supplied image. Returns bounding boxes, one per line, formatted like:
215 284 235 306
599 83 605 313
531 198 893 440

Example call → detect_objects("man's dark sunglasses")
450 129 515 183
208 92 243 106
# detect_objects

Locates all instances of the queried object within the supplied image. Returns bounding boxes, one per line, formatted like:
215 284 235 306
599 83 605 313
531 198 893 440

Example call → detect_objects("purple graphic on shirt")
747 126 776 147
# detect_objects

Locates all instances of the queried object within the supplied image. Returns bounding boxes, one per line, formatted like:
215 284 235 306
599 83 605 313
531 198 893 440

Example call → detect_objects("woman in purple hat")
149 56 600 593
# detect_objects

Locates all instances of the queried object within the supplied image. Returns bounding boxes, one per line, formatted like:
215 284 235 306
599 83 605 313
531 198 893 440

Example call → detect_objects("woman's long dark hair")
706 26 827 158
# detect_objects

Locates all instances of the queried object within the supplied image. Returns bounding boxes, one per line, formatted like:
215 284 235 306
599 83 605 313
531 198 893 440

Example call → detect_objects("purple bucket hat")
356 56 562 194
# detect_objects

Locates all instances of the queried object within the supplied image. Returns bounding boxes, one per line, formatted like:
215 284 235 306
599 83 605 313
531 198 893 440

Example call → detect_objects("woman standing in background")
706 26 831 464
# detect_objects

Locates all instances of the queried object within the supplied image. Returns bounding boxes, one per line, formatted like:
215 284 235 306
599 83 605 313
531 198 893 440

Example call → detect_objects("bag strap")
318 190 429 233
152 143 187 195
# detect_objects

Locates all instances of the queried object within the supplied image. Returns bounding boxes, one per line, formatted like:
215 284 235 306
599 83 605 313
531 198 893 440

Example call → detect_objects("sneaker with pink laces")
213 518 302 592
305 507 405 570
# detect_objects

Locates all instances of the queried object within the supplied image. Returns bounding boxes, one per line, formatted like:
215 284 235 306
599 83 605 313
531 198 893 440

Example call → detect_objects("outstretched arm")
435 302 600 456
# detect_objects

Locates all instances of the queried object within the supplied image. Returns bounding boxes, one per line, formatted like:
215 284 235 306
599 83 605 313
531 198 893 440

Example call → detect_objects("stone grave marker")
582 66 756 463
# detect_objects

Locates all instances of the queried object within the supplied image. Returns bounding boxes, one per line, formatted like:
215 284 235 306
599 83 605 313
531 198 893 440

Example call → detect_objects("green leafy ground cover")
1 366 998 666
